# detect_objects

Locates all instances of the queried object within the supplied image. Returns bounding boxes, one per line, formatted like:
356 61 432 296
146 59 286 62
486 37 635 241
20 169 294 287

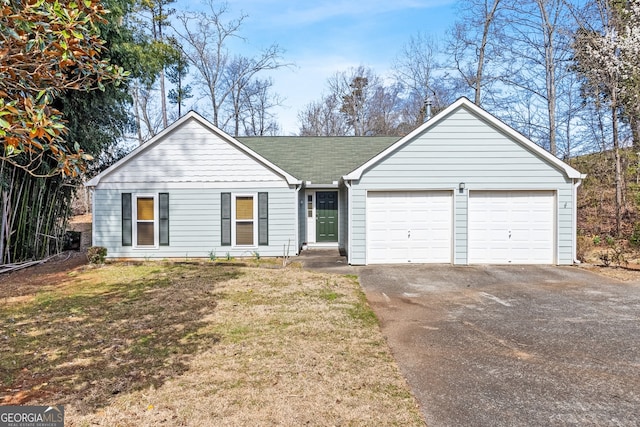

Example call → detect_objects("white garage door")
468 191 555 264
367 191 452 264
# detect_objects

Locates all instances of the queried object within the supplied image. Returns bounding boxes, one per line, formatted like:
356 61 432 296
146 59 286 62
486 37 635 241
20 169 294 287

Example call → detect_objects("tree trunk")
630 114 640 149
612 105 622 237
475 0 501 106
543 16 557 156
160 69 168 128
133 85 143 145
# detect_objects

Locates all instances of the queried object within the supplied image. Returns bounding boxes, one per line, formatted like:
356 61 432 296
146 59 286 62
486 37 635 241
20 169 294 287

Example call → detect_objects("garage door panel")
469 191 554 264
367 191 452 264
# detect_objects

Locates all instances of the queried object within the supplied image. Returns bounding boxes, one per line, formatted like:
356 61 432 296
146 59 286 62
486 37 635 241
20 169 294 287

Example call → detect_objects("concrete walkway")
297 249 357 274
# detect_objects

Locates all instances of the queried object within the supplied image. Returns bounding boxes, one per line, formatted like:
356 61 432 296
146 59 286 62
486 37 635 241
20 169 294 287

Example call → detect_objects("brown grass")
1 261 425 426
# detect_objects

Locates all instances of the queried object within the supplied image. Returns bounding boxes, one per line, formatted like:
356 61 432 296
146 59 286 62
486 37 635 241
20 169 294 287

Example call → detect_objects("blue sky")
177 0 457 134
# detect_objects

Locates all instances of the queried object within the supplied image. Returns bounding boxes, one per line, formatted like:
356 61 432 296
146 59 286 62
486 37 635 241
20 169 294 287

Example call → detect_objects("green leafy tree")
0 0 127 177
0 0 147 265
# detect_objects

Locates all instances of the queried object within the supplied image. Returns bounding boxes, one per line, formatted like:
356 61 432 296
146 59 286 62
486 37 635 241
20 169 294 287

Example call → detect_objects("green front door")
316 191 338 242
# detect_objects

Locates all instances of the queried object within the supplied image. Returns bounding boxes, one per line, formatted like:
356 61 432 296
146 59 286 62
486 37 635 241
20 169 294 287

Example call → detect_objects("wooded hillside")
573 149 640 263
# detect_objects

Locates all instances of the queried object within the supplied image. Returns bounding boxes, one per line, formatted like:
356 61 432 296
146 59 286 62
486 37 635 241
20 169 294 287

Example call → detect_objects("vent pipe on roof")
424 98 432 122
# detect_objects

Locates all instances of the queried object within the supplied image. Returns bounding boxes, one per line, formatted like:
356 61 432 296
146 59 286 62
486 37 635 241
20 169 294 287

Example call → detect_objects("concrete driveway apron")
359 265 640 427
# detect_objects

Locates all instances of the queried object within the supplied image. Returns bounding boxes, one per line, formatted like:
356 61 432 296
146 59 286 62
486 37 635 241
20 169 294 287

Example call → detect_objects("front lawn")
0 259 424 426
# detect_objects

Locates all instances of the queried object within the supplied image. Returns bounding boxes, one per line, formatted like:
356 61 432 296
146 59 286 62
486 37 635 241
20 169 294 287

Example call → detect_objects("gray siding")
349 106 576 265
93 186 297 259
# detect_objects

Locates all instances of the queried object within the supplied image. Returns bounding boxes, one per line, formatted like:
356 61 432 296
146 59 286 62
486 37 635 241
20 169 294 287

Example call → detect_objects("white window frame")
232 193 258 247
133 194 159 248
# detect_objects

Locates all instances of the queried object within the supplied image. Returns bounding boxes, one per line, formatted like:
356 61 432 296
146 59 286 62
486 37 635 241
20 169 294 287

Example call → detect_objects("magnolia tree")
0 0 127 177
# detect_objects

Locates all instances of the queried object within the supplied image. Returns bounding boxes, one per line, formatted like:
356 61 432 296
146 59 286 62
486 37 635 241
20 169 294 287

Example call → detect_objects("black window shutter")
221 192 231 246
122 193 132 246
159 193 169 246
258 192 268 246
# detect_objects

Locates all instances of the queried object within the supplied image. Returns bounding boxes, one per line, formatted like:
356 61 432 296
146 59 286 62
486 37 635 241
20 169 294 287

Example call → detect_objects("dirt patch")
580 262 640 282
0 252 88 299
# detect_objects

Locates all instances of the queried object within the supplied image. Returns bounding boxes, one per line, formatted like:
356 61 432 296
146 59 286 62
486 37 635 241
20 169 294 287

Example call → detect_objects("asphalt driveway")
359 265 640 427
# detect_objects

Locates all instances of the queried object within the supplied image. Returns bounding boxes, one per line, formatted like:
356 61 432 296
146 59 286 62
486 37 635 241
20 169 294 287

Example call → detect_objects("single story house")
86 97 585 265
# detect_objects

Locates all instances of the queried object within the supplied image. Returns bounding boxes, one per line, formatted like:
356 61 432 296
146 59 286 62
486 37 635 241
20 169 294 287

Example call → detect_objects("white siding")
349 106 576 265
93 186 297 259
101 118 284 184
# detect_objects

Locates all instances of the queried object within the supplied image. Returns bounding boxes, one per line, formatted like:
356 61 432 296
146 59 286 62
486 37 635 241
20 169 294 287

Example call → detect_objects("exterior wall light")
459 182 465 191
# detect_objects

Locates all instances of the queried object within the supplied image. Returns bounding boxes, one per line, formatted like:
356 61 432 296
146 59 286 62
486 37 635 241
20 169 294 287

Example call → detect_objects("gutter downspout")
86 184 96 248
294 184 302 255
344 179 352 265
573 177 584 264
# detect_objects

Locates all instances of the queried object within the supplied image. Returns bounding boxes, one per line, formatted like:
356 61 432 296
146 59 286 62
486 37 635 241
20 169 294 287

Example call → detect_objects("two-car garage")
344 98 583 266
366 190 556 265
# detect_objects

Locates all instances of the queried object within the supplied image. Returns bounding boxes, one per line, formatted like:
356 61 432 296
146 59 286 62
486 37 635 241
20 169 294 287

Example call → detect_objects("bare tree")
224 49 285 136
131 81 164 143
173 2 243 128
496 0 575 156
299 66 409 136
368 83 404 135
330 66 402 136
298 93 350 136
242 78 283 136
392 33 454 128
330 67 379 136
446 0 506 106
172 1 286 135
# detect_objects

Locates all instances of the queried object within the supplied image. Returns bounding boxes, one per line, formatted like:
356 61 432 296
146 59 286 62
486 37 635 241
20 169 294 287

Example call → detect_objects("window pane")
236 222 254 245
137 222 155 245
137 198 154 220
236 197 254 220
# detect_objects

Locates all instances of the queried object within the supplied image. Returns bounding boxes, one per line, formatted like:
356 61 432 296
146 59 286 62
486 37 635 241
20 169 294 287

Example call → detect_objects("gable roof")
343 97 585 181
239 136 398 185
85 111 301 187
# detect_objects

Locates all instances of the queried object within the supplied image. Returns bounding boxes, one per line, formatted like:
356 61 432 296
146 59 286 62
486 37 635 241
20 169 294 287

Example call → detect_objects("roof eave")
84 111 302 187
343 97 583 181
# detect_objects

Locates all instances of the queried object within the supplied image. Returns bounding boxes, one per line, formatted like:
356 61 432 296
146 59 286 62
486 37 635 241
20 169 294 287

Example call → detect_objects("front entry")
316 191 338 242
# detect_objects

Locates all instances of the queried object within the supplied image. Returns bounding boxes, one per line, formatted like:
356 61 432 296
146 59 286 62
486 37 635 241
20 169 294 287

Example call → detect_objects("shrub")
87 246 107 264
598 243 628 267
630 223 640 247
576 235 593 262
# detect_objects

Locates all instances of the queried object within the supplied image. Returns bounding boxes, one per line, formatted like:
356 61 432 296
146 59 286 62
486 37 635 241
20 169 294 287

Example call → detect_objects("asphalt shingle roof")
238 136 399 185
